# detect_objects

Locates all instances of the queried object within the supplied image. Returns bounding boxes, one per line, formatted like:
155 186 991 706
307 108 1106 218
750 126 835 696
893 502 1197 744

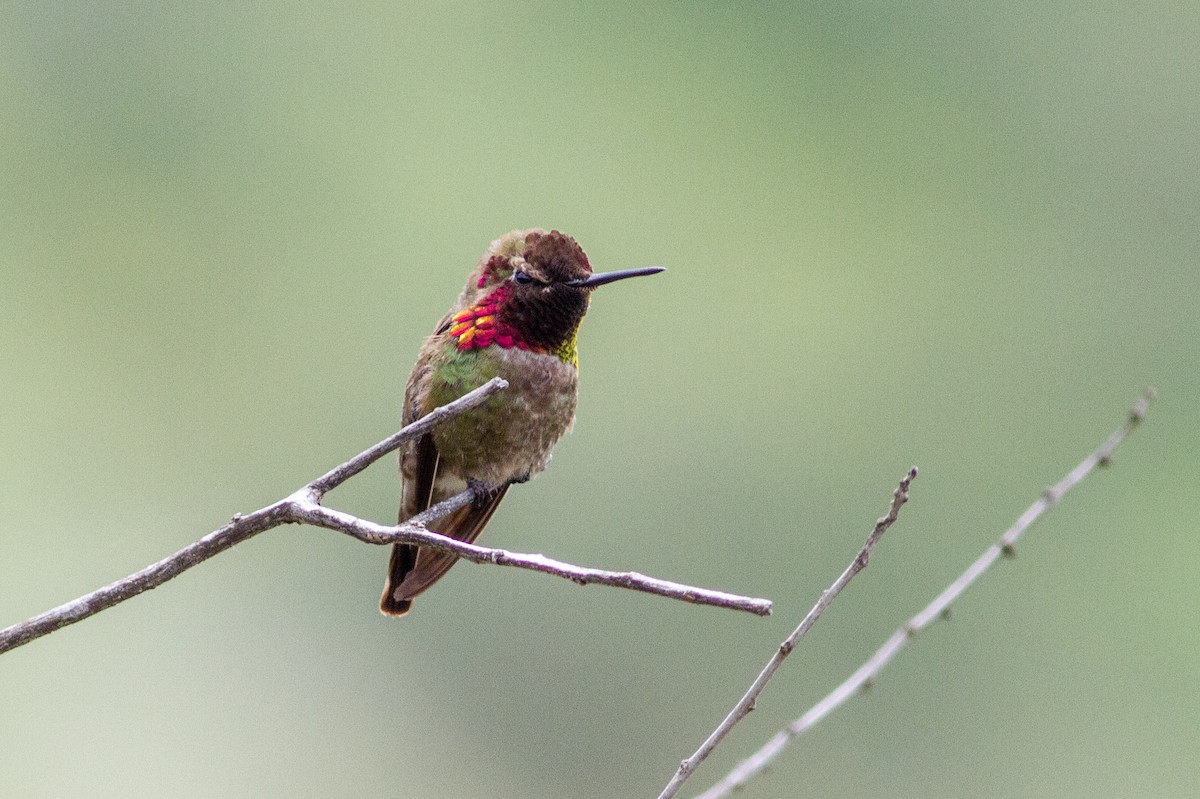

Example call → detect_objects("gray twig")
1 377 771 656
691 388 1155 799
657 467 919 799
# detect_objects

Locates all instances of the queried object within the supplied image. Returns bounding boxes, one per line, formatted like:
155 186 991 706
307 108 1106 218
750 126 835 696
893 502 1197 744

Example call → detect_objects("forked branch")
0 377 771 656
690 388 1155 799
657 467 919 799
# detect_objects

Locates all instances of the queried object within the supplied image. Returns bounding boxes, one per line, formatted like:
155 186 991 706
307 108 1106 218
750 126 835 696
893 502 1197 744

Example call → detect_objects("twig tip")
1131 386 1156 422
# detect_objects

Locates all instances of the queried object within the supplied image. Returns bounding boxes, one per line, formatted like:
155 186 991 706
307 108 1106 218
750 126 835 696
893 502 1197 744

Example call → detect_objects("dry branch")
0 377 771 656
691 388 1155 799
657 467 919 799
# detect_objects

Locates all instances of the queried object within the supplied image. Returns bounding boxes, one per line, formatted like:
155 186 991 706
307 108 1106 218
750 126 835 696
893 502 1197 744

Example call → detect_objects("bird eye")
512 270 535 285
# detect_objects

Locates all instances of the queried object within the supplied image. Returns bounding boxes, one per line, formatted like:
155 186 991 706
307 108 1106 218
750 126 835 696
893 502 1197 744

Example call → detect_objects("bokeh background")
2 3 1196 797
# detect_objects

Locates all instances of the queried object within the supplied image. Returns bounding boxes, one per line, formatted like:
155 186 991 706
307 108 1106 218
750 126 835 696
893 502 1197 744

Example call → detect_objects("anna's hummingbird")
380 229 663 615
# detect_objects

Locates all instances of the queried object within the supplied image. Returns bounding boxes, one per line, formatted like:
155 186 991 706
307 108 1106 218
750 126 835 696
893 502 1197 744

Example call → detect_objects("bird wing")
380 427 510 615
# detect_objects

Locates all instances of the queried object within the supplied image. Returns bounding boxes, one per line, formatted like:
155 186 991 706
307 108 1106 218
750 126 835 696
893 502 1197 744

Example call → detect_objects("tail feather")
380 544 419 616
379 484 509 616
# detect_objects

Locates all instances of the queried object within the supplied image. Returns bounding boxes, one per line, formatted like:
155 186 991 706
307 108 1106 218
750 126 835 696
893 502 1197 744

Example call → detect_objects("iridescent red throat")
447 285 547 354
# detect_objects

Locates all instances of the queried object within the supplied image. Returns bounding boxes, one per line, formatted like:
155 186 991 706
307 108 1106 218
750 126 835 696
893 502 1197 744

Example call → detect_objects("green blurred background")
2 2 1196 797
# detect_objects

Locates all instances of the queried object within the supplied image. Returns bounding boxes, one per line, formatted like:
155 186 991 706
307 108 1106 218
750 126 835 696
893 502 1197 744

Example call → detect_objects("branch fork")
682 389 1155 799
0 377 771 656
656 467 919 799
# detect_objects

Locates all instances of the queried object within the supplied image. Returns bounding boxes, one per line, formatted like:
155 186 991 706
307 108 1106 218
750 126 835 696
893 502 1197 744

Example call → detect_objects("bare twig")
284 502 771 612
657 467 919 799
692 388 1156 799
0 377 772 656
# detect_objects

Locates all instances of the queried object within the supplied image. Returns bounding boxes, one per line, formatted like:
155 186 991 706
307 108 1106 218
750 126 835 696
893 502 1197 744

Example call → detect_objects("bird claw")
467 478 503 509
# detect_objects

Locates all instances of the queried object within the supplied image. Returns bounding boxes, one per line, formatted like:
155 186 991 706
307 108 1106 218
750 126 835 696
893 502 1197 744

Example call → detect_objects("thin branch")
692 388 1156 799
657 467 919 799
1 377 772 656
284 502 771 613
0 378 506 655
304 377 513 499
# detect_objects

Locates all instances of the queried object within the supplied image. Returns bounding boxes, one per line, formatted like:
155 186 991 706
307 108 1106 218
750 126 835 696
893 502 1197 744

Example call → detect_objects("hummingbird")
380 229 664 615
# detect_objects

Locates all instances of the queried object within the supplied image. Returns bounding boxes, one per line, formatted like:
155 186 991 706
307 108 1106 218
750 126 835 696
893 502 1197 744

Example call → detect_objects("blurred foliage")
2 2 1196 797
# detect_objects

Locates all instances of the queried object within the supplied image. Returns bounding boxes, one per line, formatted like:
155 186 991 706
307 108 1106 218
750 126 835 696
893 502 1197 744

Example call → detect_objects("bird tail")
379 484 509 617
380 544 418 616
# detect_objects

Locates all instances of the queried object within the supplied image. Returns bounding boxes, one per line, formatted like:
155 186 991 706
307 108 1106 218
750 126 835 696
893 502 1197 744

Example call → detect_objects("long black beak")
566 266 666 288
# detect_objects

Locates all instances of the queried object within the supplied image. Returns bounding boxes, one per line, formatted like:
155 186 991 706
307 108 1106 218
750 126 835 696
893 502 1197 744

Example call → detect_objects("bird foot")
467 478 504 509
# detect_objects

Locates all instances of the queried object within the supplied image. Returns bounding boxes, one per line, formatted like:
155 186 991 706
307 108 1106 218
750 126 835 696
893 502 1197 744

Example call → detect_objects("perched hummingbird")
380 229 664 615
